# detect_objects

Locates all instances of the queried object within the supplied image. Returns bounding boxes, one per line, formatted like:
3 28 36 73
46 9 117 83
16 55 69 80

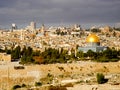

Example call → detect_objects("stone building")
78 33 107 53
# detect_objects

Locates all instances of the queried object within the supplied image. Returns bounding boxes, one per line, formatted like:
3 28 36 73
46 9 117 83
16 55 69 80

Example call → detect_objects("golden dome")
86 33 100 43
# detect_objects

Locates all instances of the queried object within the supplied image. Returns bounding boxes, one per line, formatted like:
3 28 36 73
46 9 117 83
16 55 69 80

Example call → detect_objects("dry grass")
0 61 120 89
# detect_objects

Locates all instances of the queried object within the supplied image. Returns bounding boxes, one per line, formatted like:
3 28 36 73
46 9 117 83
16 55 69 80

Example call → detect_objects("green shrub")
21 84 27 87
35 82 42 86
12 85 21 90
58 66 64 71
96 73 108 84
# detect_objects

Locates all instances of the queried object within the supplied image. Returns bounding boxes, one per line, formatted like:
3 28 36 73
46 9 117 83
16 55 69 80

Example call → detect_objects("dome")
86 33 100 43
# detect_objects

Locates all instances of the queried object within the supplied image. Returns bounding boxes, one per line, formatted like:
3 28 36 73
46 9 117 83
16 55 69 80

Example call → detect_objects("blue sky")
0 0 120 29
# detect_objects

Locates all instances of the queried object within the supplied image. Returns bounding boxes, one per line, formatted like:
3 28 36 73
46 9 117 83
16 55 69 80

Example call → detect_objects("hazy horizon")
0 22 120 30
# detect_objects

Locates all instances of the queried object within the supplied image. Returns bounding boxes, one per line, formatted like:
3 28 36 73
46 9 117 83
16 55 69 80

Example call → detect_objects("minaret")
41 24 45 33
30 21 36 33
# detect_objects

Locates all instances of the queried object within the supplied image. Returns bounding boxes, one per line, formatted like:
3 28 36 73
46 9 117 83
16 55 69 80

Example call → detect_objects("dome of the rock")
86 33 100 43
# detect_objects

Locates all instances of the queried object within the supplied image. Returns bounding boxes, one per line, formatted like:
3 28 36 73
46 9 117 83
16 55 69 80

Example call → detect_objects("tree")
26 46 33 56
40 48 69 64
5 47 11 54
20 46 34 64
21 46 26 56
86 50 95 58
0 48 5 52
21 54 34 64
11 46 21 59
77 51 84 59
33 50 41 56
103 48 118 59
33 56 44 64
118 50 120 56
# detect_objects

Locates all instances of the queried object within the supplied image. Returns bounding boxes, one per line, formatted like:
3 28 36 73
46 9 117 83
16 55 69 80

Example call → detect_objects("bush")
35 82 42 86
12 85 21 90
21 83 27 87
96 73 108 84
76 80 84 84
58 66 64 71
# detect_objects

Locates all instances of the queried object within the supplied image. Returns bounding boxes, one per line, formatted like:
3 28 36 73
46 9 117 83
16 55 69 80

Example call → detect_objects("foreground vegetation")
97 73 108 84
1 46 120 64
